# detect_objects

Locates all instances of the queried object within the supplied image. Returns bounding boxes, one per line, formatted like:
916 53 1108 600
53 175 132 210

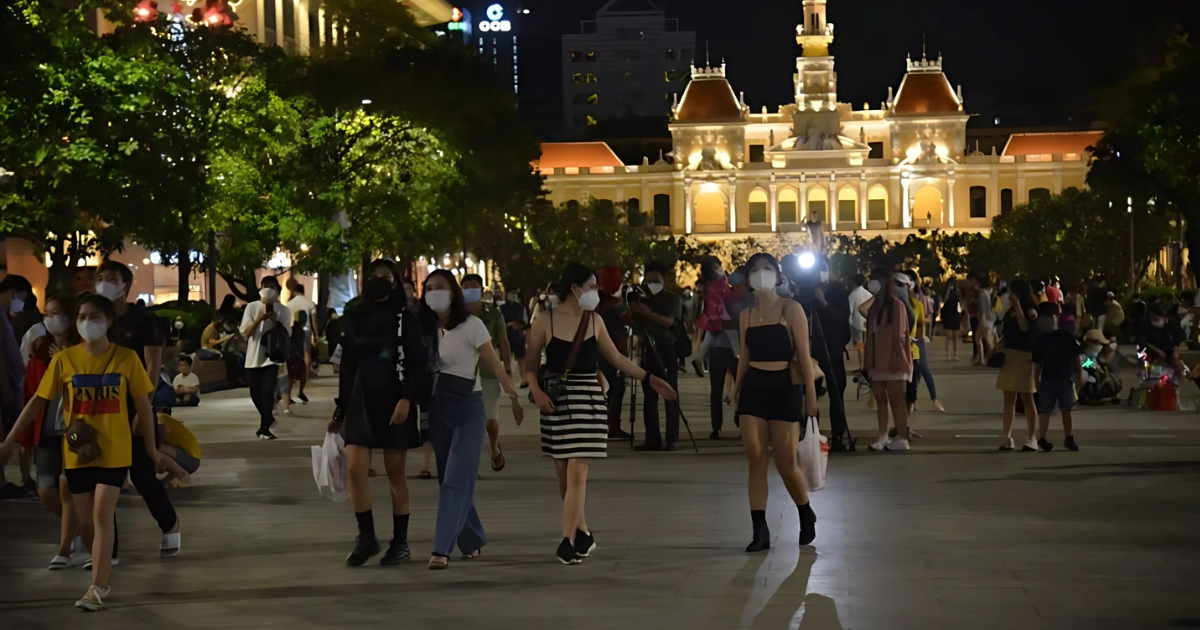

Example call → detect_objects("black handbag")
537 311 592 404
265 323 291 364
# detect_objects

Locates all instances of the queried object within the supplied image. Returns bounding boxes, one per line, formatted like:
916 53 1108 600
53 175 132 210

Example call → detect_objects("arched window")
626 198 641 224
868 185 888 221
778 189 798 223
653 194 670 226
969 186 987 218
838 187 858 223
1029 188 1051 203
913 185 943 225
748 189 768 224
807 187 828 222
1001 189 1014 213
694 190 727 233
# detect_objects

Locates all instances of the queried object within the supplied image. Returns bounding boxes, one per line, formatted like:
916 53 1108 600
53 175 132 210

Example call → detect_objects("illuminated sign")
478 3 510 32
451 6 463 21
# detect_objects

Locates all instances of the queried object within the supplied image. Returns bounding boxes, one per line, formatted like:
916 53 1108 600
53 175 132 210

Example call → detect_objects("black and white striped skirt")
540 374 608 459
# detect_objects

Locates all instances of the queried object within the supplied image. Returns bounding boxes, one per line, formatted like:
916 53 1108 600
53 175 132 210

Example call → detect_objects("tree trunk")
45 233 76 297
207 230 218 308
177 243 192 305
218 269 259 303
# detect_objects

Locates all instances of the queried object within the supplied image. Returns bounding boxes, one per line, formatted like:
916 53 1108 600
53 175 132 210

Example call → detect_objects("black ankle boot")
798 503 817 546
346 536 381 567
745 510 770 552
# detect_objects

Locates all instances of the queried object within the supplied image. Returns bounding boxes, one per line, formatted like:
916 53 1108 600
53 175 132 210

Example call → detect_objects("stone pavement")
2 343 1200 629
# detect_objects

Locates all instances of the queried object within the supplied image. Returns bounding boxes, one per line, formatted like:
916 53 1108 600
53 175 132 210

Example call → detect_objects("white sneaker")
886 437 911 451
49 555 71 570
75 585 109 611
868 435 889 451
1022 438 1038 452
999 437 1015 451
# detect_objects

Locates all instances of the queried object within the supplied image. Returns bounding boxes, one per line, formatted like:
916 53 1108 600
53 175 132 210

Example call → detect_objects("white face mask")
750 269 777 293
425 289 452 313
547 295 560 308
94 281 125 301
78 319 108 342
577 289 600 311
174 320 185 330
260 288 278 302
646 282 664 296
867 279 881 294
44 315 71 336
10 297 25 313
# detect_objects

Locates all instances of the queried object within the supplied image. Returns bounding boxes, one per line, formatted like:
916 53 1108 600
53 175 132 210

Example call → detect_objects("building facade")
561 0 696 135
541 0 1100 244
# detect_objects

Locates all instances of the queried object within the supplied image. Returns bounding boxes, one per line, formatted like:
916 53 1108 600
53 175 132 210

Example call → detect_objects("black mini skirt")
737 367 804 423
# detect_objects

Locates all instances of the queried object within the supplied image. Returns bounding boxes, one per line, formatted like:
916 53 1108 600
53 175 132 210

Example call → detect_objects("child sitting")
172 356 201 407
156 414 201 485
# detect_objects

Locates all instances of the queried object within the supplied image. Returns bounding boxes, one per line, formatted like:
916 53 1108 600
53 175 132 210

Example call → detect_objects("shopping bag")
798 415 829 492
311 432 347 503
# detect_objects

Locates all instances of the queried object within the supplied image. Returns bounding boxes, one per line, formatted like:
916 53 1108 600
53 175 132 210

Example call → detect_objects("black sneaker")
709 430 720 440
691 359 706 378
574 529 596 557
298 393 309 404
380 540 410 566
346 537 381 567
607 429 633 441
556 538 581 565
256 429 277 440
663 442 677 452
1037 438 1054 452
1064 436 1079 451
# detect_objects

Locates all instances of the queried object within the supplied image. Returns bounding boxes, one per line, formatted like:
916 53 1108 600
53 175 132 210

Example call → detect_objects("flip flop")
417 470 433 480
491 448 505 472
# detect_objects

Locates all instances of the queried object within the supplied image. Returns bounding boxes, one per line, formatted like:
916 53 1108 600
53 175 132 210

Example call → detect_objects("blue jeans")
915 339 938 400
429 388 487 557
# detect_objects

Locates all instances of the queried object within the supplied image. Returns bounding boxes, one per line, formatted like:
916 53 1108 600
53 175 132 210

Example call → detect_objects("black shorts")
737 367 804 423
343 394 421 451
65 467 129 495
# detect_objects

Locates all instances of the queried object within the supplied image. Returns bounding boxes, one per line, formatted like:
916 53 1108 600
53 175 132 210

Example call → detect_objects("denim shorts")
1037 379 1077 414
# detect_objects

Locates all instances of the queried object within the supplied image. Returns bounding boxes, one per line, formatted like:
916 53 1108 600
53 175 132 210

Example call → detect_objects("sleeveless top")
544 311 600 373
744 304 794 363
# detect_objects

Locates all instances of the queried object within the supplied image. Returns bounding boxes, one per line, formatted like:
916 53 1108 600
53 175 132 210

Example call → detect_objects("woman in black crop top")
734 253 819 552
526 262 677 565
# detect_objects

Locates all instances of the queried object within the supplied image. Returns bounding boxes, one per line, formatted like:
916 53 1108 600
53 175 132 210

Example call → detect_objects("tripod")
624 323 700 453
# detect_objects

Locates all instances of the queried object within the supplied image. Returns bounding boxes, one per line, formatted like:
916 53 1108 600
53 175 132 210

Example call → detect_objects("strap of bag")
564 312 592 373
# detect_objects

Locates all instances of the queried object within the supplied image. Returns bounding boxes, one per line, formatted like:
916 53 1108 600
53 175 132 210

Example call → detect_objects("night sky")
500 0 1192 129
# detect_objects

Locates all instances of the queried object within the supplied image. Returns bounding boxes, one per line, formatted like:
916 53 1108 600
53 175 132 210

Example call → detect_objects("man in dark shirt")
595 267 631 440
499 289 529 388
630 261 683 451
1138 304 1186 374
95 260 180 554
1032 302 1084 452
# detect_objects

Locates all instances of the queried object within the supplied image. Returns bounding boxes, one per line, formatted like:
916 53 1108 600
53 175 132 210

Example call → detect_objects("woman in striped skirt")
527 262 678 565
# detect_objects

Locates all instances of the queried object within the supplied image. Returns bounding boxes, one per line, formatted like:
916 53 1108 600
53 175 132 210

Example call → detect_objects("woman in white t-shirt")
420 270 518 570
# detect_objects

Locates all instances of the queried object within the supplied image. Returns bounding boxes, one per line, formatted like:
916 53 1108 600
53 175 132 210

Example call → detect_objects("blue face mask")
463 288 482 304
775 284 791 297
728 272 745 286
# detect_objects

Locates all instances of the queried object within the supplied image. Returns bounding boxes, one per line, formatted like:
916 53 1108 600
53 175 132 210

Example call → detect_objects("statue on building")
698 147 722 171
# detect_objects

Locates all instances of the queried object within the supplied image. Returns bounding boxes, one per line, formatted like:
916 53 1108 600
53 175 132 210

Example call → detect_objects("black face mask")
365 277 394 302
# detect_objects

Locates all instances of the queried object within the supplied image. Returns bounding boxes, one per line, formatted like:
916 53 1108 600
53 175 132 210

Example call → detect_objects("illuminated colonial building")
537 0 1102 243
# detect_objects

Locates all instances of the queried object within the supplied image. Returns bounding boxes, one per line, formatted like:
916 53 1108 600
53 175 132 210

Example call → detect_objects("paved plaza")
3 349 1200 629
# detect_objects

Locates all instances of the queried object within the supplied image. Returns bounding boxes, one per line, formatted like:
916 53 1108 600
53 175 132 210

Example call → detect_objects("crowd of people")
6 247 1200 612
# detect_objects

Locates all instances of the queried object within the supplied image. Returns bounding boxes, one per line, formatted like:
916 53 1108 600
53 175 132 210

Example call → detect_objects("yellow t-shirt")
910 298 925 360
36 344 154 470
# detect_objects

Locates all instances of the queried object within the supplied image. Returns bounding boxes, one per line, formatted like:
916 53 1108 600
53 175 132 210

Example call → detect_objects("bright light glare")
361 99 372 105
798 252 817 269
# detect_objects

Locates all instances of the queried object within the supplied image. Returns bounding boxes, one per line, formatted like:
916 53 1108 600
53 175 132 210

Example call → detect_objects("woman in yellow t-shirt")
0 294 159 612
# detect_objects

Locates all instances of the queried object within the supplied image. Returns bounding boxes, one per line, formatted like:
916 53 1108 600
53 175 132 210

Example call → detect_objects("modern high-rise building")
561 0 696 136
461 2 529 94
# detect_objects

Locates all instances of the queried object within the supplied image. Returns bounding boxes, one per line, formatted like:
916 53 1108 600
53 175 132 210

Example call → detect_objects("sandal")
417 470 433 480
462 549 482 560
428 555 449 570
491 447 505 472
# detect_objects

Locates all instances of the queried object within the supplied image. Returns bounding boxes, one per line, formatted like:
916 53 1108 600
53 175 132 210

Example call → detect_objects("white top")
436 315 492 391
848 286 872 331
241 300 292 369
20 322 47 366
173 372 201 389
287 295 316 330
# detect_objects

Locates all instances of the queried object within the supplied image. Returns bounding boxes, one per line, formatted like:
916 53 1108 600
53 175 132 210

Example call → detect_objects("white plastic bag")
798 416 828 492
311 432 347 503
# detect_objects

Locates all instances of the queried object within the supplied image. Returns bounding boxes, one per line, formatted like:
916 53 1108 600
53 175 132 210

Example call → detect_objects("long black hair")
421 269 469 330
1008 279 1038 317
555 262 595 302
868 266 898 326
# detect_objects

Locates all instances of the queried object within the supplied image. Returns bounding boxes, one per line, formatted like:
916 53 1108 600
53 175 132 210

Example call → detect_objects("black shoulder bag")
537 310 592 405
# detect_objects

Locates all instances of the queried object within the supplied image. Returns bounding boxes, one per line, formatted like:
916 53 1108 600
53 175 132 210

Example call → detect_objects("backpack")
265 321 291 364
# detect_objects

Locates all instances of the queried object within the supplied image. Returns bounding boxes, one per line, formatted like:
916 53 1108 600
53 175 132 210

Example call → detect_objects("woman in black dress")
327 259 430 567
941 282 962 361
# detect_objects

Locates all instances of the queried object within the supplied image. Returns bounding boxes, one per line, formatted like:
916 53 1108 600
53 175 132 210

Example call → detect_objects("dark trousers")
245 365 279 432
112 437 180 558
906 359 921 404
708 347 736 432
813 343 849 442
598 358 626 429
642 345 679 445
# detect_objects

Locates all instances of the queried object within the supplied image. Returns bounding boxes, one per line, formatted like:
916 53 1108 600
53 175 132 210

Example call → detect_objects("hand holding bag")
311 432 347 503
